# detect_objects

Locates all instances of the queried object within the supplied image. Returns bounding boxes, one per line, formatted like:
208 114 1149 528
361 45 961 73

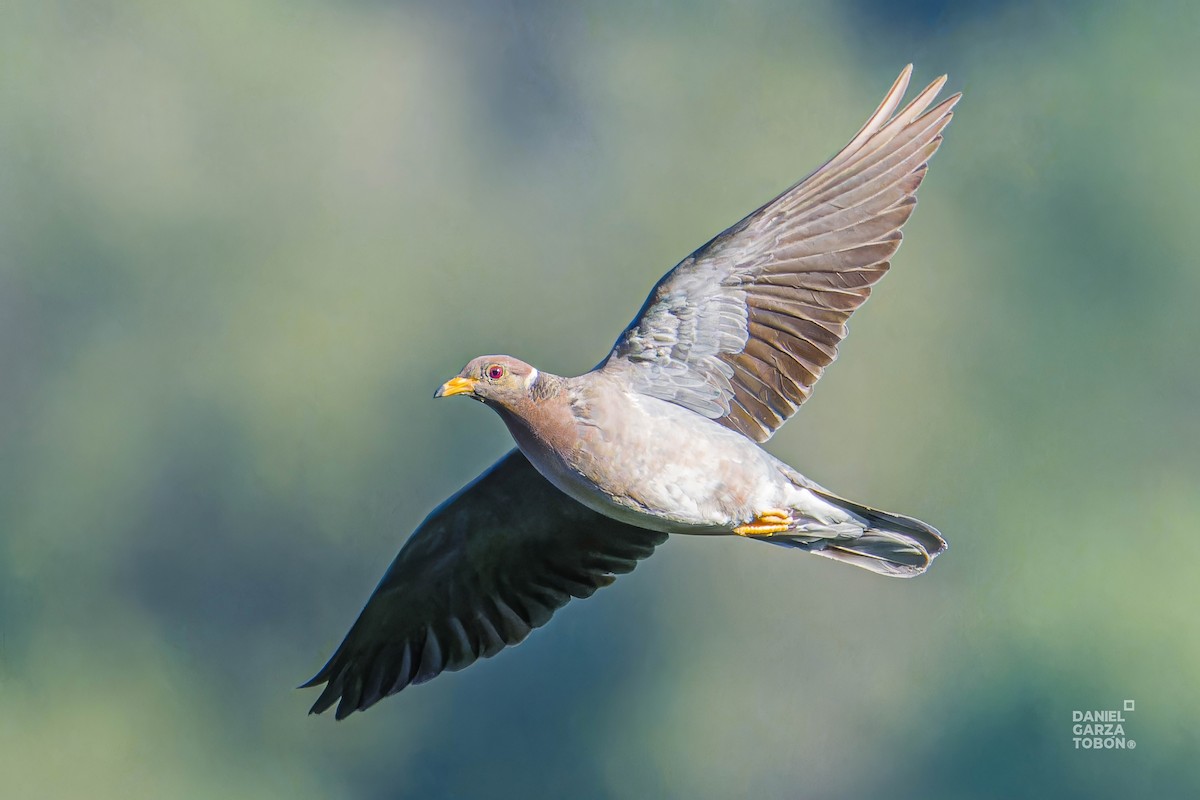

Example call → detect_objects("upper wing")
602 66 959 442
302 449 667 719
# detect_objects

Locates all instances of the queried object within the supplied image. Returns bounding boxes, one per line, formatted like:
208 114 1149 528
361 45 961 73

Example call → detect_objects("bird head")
435 355 539 410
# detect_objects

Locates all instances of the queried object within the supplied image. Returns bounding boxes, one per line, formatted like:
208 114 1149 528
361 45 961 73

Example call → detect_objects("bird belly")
510 393 798 534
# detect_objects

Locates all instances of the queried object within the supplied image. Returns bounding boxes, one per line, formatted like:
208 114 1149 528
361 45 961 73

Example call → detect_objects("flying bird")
305 65 957 719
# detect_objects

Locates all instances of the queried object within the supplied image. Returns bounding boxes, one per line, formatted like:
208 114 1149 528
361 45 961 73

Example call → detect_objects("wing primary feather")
823 65 913 176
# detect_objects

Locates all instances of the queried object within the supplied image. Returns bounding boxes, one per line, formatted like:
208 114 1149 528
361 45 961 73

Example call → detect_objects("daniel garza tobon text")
1072 704 1136 750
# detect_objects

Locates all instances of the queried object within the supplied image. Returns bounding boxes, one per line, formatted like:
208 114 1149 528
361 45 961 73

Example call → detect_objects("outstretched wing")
602 66 959 442
302 449 667 719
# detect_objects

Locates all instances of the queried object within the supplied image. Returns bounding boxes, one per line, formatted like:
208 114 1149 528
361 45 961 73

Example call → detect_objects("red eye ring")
486 364 506 381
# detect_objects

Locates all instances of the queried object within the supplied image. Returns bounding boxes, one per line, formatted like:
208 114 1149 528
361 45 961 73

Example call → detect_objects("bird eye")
486 364 506 381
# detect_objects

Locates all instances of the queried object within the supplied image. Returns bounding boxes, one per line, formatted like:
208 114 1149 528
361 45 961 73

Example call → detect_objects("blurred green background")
3 0 1198 797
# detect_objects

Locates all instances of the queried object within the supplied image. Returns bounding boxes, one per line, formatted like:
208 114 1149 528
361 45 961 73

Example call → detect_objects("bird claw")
734 509 793 537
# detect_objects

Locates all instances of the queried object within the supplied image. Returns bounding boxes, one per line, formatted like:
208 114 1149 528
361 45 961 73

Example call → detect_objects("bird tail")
764 489 947 578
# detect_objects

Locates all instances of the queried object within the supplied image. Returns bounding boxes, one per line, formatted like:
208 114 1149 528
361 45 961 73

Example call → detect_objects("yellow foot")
734 509 793 537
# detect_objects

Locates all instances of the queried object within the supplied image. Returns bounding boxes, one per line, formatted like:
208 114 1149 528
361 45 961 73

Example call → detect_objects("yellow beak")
434 376 478 398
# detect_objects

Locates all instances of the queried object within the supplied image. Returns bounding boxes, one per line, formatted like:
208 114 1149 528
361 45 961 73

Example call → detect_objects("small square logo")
1123 699 1135 712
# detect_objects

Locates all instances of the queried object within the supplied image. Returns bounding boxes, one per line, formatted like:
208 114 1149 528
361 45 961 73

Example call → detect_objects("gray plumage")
606 66 956 442
303 450 666 719
305 66 956 718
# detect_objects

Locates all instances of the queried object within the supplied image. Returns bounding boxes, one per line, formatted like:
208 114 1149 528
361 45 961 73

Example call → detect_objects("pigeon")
305 65 957 718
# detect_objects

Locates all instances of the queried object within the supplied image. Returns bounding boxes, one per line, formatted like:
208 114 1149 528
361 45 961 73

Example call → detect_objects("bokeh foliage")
2 0 1198 797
